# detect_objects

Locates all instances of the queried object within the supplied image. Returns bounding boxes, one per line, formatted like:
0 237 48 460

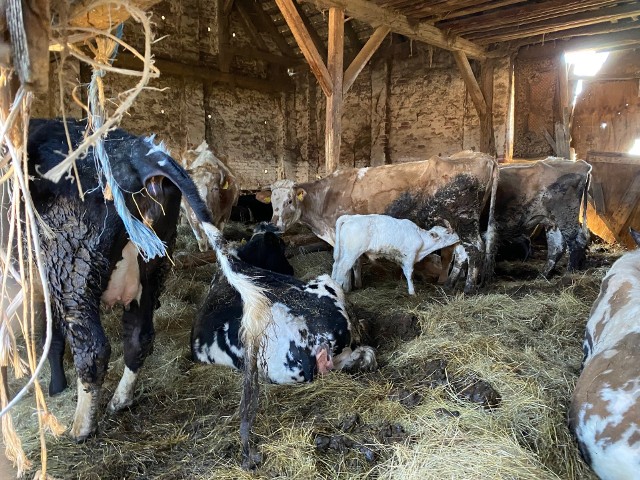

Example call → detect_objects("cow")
331 214 460 295
192 233 376 384
23 119 270 455
236 222 294 276
230 193 274 224
256 151 499 293
490 158 591 276
179 141 239 251
568 228 640 480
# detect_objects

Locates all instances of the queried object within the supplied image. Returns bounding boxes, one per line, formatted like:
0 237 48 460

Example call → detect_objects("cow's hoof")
70 379 100 441
107 367 139 413
241 448 263 470
107 394 134 413
49 377 68 397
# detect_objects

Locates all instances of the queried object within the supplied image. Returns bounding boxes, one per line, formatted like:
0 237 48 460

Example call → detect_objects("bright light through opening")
565 50 610 76
629 139 640 155
566 50 609 106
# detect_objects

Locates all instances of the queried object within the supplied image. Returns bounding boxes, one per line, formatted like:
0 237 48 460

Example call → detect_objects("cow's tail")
482 160 499 286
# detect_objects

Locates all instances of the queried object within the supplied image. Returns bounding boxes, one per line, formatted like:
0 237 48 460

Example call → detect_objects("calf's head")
256 179 305 232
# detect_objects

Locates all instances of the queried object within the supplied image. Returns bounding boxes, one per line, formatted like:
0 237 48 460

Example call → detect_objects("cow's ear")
630 227 640 248
296 188 307 201
256 190 272 203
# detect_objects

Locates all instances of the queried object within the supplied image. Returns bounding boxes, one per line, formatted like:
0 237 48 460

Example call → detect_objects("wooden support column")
453 50 496 155
556 56 571 158
217 0 232 72
325 6 344 173
479 59 496 156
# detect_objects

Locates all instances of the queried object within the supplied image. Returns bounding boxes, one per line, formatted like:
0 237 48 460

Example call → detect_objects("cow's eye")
287 199 293 205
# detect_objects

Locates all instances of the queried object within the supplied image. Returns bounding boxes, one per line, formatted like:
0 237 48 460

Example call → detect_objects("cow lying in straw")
192 223 376 383
331 214 460 295
568 228 640 479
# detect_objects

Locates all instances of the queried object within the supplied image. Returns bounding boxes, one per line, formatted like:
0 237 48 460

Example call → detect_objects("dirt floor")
7 223 624 479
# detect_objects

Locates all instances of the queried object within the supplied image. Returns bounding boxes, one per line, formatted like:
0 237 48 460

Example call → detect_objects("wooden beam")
479 59 496 156
217 0 232 72
67 0 162 29
516 29 640 56
222 0 235 15
325 6 345 173
573 73 640 82
471 4 640 43
452 51 488 118
431 0 526 22
301 0 486 59
248 0 297 57
113 53 292 93
275 0 333 96
236 0 269 51
343 26 390 95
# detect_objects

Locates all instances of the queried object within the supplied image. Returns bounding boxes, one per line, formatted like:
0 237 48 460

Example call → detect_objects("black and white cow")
236 222 294 276
26 119 270 446
191 231 376 384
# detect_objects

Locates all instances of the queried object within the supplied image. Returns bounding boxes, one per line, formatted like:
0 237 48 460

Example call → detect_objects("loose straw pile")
0 1 162 477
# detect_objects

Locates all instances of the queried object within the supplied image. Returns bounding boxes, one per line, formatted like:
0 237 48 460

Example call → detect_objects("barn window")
629 138 640 155
565 50 609 105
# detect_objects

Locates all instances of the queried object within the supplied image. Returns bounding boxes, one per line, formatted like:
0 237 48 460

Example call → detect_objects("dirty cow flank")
568 228 640 480
331 214 460 295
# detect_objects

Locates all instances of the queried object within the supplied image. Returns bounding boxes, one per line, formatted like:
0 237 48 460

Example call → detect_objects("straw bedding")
8 223 622 479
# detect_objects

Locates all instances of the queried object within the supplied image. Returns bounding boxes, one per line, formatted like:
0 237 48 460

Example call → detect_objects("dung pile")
8 226 619 479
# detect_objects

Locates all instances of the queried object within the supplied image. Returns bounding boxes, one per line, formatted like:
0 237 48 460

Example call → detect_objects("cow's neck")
298 178 337 246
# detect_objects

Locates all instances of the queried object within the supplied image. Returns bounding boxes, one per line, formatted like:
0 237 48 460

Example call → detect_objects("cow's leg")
333 346 377 371
66 316 111 441
352 257 363 289
48 321 68 396
240 349 261 469
445 244 468 289
462 236 484 293
107 257 166 413
401 258 416 295
543 226 565 277
561 223 588 272
438 246 455 284
331 254 357 292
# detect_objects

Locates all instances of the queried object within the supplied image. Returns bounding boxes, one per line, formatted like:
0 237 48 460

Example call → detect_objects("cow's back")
569 249 640 479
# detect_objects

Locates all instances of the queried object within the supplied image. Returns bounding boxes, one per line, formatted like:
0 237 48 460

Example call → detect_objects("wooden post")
479 59 496 156
556 56 571 158
325 6 344 173
217 0 232 72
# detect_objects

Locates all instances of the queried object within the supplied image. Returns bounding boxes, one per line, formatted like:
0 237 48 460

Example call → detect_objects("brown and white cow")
257 151 499 292
492 158 591 276
568 228 640 480
180 141 239 251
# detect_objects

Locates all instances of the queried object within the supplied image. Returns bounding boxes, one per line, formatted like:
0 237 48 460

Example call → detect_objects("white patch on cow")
101 242 142 308
107 366 139 413
356 168 369 180
157 159 167 166
144 134 170 156
601 380 640 421
70 379 99 441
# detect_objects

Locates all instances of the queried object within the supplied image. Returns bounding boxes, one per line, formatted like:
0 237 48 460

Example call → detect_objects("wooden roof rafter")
300 0 487 59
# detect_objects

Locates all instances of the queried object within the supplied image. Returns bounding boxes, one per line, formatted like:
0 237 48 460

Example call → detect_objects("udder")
101 242 142 308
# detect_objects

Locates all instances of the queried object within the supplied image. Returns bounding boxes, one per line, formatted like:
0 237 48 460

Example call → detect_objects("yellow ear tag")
297 192 304 201
222 180 229 189
264 196 271 203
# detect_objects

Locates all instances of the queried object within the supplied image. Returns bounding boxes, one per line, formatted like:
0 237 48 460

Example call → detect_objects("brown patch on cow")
607 280 633 320
572 332 640 447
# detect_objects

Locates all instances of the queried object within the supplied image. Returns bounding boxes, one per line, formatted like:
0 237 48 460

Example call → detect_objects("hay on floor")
7 224 619 479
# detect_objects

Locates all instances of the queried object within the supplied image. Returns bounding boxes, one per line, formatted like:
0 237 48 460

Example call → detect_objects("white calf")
568 228 640 480
331 214 460 295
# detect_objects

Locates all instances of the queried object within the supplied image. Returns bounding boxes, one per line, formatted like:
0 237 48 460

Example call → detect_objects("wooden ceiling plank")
515 29 640 54
430 0 526 22
67 0 162 29
440 0 621 34
275 0 333 96
250 0 298 57
471 4 640 43
343 26 390 94
293 0 328 60
452 50 487 118
301 0 487 59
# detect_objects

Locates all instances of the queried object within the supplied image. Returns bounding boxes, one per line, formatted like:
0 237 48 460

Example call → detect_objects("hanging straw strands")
1 1 162 477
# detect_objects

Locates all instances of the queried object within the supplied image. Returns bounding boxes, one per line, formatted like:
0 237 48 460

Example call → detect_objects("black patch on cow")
237 231 294 276
307 283 319 289
581 331 593 370
284 343 315 382
325 285 337 297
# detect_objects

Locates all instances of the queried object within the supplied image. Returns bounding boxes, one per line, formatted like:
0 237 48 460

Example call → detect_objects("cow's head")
256 179 306 232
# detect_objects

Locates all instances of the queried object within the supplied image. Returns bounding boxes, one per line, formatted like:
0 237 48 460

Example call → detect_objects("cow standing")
491 159 591 276
192 225 375 383
180 141 239 251
568 228 640 479
257 151 499 292
331 214 460 295
24 119 270 451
